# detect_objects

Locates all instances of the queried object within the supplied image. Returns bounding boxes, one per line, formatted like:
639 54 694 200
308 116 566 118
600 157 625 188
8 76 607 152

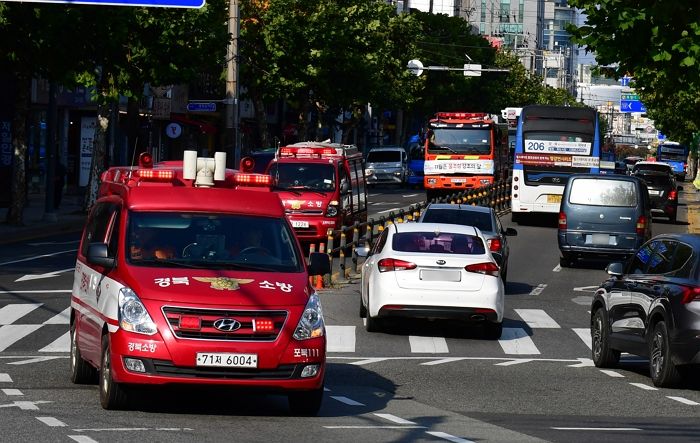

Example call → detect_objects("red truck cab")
264 142 368 247
70 151 330 414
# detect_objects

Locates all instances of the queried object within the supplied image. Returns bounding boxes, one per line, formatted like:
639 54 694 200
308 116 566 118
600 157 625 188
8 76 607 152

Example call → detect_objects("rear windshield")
569 179 638 207
392 232 485 255
367 151 402 163
636 173 672 186
633 164 671 174
420 209 493 233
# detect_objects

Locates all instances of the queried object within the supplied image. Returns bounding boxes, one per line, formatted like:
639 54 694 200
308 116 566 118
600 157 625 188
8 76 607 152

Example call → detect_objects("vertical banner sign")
79 117 96 187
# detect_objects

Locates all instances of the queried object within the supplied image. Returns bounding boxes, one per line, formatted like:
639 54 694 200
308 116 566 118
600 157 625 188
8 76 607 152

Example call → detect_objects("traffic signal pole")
226 0 241 167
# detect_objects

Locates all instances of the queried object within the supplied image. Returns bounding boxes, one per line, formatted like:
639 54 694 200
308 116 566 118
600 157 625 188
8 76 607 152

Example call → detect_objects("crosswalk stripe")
0 374 11 382
0 325 43 352
572 328 592 350
39 331 70 353
2 389 22 395
514 309 560 328
0 304 43 325
409 336 449 353
498 328 540 355
43 308 70 325
326 326 356 353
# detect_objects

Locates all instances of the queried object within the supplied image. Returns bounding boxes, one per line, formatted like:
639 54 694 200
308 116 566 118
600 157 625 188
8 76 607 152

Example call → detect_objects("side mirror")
605 262 624 277
340 180 350 194
308 252 331 277
87 242 115 269
504 227 518 236
354 246 370 258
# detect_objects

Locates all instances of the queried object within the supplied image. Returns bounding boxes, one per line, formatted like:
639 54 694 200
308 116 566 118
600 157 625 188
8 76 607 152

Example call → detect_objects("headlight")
365 169 373 176
293 294 325 340
326 204 338 217
118 287 157 335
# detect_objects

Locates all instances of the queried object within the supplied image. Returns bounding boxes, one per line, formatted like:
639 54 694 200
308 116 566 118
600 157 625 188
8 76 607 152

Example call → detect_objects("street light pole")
226 0 240 166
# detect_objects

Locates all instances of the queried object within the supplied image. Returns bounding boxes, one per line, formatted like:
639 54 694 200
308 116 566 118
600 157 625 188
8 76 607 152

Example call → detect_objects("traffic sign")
187 102 217 112
0 0 205 7
620 98 646 113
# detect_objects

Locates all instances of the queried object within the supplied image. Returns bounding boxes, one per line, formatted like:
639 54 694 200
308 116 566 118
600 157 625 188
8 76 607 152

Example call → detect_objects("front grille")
285 209 324 215
150 360 298 379
162 306 288 341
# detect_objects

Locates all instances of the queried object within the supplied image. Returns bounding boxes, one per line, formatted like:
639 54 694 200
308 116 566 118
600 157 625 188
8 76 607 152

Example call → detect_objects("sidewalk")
0 190 87 246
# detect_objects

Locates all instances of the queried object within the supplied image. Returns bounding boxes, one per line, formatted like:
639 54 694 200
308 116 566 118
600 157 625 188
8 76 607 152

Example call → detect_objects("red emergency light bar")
436 112 488 120
234 172 272 186
279 146 340 158
136 169 175 181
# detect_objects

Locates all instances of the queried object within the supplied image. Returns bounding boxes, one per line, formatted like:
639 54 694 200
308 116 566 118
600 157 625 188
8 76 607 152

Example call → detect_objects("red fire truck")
423 112 509 200
71 151 330 414
264 142 367 247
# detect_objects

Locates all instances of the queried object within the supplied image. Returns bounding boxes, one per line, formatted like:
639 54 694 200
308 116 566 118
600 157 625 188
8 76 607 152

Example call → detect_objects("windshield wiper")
210 262 278 272
431 145 458 154
135 259 205 269
286 185 327 196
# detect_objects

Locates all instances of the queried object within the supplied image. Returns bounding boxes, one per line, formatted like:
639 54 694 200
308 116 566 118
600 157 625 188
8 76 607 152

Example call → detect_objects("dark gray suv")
557 174 652 267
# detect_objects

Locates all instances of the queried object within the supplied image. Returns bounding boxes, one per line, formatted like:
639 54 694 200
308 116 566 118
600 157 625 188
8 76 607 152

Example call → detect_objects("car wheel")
559 253 574 268
288 386 324 416
649 321 681 387
70 322 97 384
483 321 502 340
591 308 620 368
99 335 129 410
359 293 367 318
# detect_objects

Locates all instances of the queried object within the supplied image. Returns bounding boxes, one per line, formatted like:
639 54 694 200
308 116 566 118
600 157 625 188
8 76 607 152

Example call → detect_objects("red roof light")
234 173 272 186
136 169 175 181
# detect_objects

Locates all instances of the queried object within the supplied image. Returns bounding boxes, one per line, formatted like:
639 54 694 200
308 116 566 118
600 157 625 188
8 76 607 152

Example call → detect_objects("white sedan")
357 222 505 339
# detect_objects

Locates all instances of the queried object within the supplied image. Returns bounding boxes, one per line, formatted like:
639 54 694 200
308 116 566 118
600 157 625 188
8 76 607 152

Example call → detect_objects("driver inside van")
130 228 176 260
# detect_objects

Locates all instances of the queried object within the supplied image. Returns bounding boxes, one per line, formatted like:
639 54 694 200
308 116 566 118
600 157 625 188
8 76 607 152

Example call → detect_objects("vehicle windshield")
428 128 491 155
569 179 637 207
420 209 494 233
367 150 402 163
268 163 336 192
636 173 672 187
658 153 687 162
633 164 672 174
127 212 303 272
393 232 485 255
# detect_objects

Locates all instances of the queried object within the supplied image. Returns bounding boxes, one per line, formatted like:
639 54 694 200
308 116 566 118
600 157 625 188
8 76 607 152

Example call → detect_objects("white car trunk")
392 254 487 291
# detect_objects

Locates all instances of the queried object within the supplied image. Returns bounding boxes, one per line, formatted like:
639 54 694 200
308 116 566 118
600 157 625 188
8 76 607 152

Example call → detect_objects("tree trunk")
126 96 140 166
6 77 30 226
297 99 310 142
252 91 269 150
83 78 112 213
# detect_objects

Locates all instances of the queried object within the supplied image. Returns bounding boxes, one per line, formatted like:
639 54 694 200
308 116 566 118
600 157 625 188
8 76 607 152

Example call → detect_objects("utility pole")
226 0 240 166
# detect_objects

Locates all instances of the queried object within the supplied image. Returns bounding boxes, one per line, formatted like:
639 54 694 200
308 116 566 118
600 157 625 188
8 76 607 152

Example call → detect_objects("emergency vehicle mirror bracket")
87 243 115 268
308 252 331 276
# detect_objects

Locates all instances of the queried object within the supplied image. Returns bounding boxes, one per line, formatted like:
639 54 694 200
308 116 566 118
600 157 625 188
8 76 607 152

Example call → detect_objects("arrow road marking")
573 285 599 293
0 249 77 267
15 268 74 282
0 304 43 325
9 356 66 365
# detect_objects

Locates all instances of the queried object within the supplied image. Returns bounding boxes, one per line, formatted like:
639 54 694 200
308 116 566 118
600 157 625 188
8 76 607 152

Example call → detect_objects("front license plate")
451 179 465 184
291 220 309 228
196 353 258 368
547 194 562 204
420 269 461 282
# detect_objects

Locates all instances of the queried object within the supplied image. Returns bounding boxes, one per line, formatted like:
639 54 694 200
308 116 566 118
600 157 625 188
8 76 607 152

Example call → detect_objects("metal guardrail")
309 178 512 287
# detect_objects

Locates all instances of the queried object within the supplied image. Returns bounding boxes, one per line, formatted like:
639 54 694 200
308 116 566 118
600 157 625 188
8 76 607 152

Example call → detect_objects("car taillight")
558 211 567 230
488 238 502 252
681 286 700 304
465 262 499 277
377 258 417 272
636 215 647 235
668 190 677 200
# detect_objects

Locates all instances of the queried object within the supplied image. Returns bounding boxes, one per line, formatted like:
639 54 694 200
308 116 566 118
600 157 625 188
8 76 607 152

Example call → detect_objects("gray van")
365 146 407 186
557 174 652 267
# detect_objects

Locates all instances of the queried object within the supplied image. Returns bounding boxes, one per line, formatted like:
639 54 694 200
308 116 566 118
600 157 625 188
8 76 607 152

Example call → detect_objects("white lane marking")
0 374 12 382
0 249 78 266
573 285 599 293
0 290 72 295
15 268 74 282
68 436 99 443
330 396 365 406
402 194 420 198
37 416 67 427
600 369 625 378
629 383 657 391
0 325 43 352
326 326 356 353
552 427 642 431
2 389 22 395
421 357 468 366
495 359 533 366
72 428 193 432
426 431 475 443
552 264 561 272
514 309 560 328
498 328 540 355
349 358 388 365
409 336 449 353
378 208 402 214
0 304 43 325
667 396 700 406
374 413 416 425
0 400 51 410
572 328 592 350
43 307 71 325
568 358 594 367
324 426 426 429
28 241 79 246
9 356 65 365
529 284 547 296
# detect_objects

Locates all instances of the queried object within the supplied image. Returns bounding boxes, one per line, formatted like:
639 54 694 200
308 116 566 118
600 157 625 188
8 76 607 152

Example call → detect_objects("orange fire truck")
423 112 509 200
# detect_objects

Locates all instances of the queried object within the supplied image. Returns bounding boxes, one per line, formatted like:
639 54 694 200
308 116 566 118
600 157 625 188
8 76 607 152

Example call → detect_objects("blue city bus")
511 105 601 222
406 134 424 188
656 142 688 181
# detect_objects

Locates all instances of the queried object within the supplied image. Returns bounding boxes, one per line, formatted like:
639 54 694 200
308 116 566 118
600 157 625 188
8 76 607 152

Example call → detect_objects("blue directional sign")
620 93 647 113
0 0 204 8
619 76 632 87
187 102 217 112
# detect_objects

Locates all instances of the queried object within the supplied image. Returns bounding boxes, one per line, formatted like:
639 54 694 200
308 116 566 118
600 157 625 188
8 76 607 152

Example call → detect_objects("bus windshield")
428 128 492 155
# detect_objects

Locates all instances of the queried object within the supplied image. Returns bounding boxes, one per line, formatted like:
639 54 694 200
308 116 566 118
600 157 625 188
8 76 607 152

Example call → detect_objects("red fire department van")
70 151 330 414
263 142 367 246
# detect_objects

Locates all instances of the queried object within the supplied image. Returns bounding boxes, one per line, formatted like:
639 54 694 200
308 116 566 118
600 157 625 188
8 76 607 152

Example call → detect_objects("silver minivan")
365 146 407 186
557 174 652 267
